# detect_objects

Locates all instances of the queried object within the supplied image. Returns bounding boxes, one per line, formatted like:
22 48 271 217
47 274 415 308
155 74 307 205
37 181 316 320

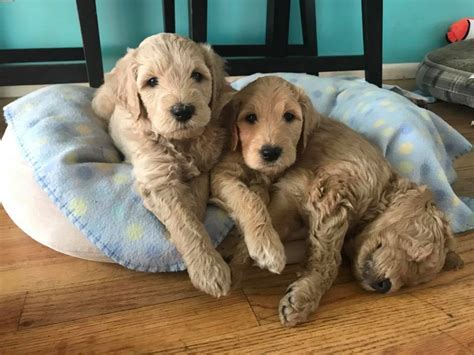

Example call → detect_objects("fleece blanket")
4 73 473 272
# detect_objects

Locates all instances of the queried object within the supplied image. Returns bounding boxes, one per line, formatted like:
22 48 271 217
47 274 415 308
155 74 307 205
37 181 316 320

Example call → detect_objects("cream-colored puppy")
92 34 234 297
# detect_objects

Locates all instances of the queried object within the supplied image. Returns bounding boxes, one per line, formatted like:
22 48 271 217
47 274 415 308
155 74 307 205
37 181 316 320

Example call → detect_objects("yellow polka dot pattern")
382 127 395 137
113 173 129 185
398 143 414 155
127 224 144 241
452 197 461 207
69 198 88 216
398 161 414 174
34 137 48 148
437 170 448 182
360 103 371 114
342 111 351 123
325 86 336 94
420 110 431 121
373 119 385 128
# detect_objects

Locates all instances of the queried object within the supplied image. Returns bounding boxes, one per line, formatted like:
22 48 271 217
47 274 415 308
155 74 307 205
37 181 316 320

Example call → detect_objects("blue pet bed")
3 73 474 272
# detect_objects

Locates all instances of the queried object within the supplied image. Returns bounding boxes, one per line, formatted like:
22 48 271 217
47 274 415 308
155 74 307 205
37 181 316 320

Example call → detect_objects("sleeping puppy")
92 33 235 297
212 76 463 327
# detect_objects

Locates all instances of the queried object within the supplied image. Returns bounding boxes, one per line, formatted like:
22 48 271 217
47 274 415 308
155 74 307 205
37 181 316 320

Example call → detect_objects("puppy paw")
279 282 318 327
187 253 232 298
248 229 286 274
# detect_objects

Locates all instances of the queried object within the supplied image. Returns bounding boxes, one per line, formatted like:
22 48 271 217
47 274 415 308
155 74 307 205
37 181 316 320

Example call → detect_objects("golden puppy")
211 76 317 274
212 76 463 327
92 34 235 297
346 179 464 293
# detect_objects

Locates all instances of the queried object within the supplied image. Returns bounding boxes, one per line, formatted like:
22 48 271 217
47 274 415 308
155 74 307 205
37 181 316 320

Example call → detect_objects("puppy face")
114 33 225 140
348 185 463 293
227 76 318 175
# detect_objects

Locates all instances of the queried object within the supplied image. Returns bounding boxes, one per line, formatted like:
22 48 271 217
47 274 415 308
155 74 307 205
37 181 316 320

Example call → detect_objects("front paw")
187 252 232 298
247 229 286 274
279 282 319 327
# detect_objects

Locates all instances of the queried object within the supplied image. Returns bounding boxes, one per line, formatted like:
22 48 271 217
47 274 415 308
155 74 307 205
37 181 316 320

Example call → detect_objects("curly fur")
92 34 235 297
211 76 463 327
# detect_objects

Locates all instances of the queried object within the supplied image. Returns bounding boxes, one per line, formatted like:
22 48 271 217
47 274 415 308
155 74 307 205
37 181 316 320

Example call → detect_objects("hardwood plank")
0 255 135 295
0 293 26 334
243 233 474 325
0 210 70 271
19 272 200 329
0 292 258 353
160 277 474 353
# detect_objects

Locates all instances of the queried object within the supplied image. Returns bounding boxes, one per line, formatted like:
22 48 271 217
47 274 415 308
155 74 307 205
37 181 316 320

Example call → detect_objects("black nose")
170 103 195 122
260 145 282 162
370 278 392 293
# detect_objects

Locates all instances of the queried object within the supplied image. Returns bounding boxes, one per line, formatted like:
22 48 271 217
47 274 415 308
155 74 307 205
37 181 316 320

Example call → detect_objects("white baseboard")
0 63 420 98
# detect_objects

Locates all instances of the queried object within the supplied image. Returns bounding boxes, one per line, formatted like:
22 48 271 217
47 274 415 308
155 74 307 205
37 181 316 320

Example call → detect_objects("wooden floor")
1 85 474 353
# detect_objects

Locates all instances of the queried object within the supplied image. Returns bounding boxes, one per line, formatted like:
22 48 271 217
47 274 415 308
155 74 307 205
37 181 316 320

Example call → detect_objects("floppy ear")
442 223 464 270
403 201 454 263
199 43 227 113
295 86 319 152
221 99 241 151
114 48 142 120
403 234 435 262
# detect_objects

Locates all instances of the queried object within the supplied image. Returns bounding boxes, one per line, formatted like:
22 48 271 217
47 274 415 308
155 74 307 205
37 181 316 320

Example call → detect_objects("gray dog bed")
416 39 474 108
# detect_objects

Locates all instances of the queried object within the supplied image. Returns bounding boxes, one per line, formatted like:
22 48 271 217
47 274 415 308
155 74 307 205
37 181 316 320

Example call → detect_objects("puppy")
212 76 463 327
92 34 235 297
346 179 464 293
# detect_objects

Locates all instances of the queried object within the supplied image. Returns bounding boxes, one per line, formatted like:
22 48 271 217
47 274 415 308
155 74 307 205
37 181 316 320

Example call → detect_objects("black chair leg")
163 0 176 33
76 0 104 88
300 0 318 75
188 0 208 42
362 0 383 87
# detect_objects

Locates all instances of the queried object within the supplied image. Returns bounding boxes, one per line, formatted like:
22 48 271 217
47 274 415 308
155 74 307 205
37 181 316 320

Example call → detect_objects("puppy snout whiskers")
370 278 392 293
170 103 195 122
260 145 282 162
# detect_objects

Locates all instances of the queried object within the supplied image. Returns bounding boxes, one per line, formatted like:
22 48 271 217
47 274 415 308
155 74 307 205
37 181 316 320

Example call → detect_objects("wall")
1 0 473 71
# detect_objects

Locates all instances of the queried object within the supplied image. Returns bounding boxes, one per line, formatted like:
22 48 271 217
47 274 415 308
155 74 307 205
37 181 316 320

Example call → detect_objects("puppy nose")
370 278 392 293
260 145 282 162
170 103 195 122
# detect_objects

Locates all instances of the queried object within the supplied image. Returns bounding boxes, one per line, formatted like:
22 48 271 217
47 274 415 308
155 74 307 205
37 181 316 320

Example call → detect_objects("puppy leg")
137 176 231 298
189 173 210 221
212 168 286 274
269 187 306 243
279 173 352 327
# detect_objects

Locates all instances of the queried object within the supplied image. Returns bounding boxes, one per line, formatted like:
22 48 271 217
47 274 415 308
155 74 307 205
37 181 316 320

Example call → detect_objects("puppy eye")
376 243 382 250
283 112 295 122
245 114 257 124
191 71 203 82
147 77 159 87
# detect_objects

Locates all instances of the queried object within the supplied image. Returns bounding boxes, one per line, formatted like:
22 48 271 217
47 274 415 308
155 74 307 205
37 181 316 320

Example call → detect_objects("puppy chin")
245 158 290 176
151 118 207 140
162 126 205 140
247 155 295 176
